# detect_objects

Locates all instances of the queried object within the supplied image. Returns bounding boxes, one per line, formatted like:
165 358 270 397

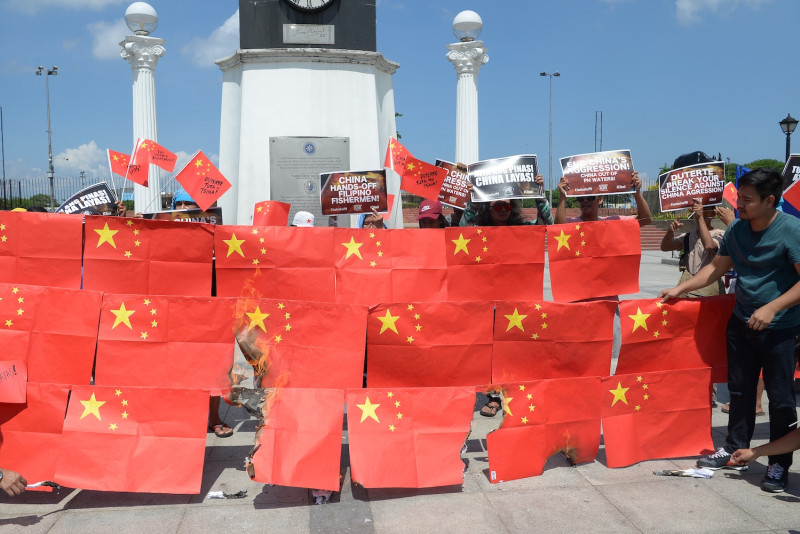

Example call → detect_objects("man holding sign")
554 171 651 226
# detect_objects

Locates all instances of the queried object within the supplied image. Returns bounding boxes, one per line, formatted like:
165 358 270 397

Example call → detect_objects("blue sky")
1 0 797 192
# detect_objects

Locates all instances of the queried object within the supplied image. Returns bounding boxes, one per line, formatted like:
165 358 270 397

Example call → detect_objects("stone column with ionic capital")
120 34 166 213
446 40 488 165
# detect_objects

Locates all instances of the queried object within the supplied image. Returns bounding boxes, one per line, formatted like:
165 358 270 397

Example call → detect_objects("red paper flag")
55 385 209 493
94 294 235 396
250 388 344 491
616 296 734 383
445 226 546 302
0 383 70 483
384 137 413 176
601 368 714 468
492 300 617 383
234 298 367 389
253 200 291 226
723 182 738 207
83 215 214 296
175 151 231 211
366 301 493 387
548 219 641 302
107 149 131 178
346 386 475 488
0 360 26 403
400 157 450 202
133 137 177 172
214 225 336 301
487 376 603 482
0 211 83 289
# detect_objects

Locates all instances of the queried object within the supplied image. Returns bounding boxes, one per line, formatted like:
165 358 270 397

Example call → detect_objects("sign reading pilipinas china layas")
658 161 725 212
559 150 635 197
320 169 388 215
468 155 542 202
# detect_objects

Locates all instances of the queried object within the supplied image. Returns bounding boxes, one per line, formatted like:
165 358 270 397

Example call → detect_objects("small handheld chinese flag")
175 151 231 211
384 137 412 176
107 149 131 178
253 200 291 226
127 138 178 186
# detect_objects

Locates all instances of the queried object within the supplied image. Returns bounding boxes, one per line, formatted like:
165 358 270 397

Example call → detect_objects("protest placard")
468 155 542 202
56 182 118 215
320 170 387 215
559 150 634 196
658 161 725 212
435 160 470 210
781 154 800 191
144 207 223 225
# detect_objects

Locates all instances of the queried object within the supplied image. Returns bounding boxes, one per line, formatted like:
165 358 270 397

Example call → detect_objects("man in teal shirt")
660 168 800 492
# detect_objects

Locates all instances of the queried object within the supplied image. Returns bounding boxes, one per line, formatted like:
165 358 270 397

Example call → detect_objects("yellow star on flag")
357 397 380 423
94 222 118 248
451 233 471 256
246 305 269 332
628 307 651 333
554 229 571 251
223 233 245 258
377 309 400 334
110 302 135 329
79 393 106 420
609 382 629 406
504 308 527 332
342 237 364 259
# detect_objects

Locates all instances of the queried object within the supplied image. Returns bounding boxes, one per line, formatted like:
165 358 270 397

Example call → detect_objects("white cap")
292 211 315 227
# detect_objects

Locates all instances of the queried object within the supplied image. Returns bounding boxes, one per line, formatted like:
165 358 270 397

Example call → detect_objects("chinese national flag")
0 360 26 403
214 225 336 301
445 226 546 302
234 298 367 389
0 211 83 289
492 300 617 383
174 151 231 211
616 296 734 383
55 385 209 493
252 200 291 226
400 157 450 202
548 219 641 302
94 294 235 396
107 149 131 178
0 283 102 387
0 383 70 483
366 301 494 387
346 387 475 488
250 388 343 491
335 229 448 306
127 138 177 186
83 215 214 296
487 377 603 482
384 137 413 176
601 368 714 468
723 182 738 207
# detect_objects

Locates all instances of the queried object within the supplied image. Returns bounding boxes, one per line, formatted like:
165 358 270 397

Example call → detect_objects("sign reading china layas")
559 150 635 196
658 161 725 212
468 155 542 202
435 160 470 209
320 170 387 215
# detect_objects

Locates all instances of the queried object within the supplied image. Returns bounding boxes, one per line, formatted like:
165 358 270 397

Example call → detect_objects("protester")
358 207 386 229
460 174 553 227
291 211 315 227
172 190 199 211
731 427 800 466
417 200 448 228
659 168 800 493
554 171 652 226
0 467 27 497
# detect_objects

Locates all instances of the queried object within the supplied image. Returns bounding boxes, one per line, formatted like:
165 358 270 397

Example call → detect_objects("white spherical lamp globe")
453 10 482 42
125 2 158 36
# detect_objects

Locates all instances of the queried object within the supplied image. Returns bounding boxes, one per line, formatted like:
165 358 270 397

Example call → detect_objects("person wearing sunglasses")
554 171 651 226
460 173 553 227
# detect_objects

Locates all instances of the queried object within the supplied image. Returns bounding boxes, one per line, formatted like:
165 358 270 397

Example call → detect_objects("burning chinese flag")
384 137 413 176
107 149 131 178
234 298 367 389
0 210 83 289
400 157 450 202
174 151 231 211
83 215 215 296
250 388 344 491
252 200 291 226
548 219 641 302
616 296 734 383
0 383 70 483
346 386 475 488
601 368 714 468
445 226 546 302
55 385 209 493
491 300 617 383
214 225 336 301
366 301 494 387
487 376 603 482
94 294 235 396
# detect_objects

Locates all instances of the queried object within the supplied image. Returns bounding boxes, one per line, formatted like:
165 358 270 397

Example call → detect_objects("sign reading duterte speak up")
559 150 635 197
658 161 725 212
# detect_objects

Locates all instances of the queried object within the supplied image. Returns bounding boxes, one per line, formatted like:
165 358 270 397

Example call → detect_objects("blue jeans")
724 316 798 468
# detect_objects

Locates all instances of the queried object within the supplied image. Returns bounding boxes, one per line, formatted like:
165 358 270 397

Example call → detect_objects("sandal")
480 399 501 417
208 423 233 438
720 404 766 416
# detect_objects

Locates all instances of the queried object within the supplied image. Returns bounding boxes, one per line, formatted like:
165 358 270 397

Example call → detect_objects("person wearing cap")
172 190 199 211
291 211 316 227
417 200 448 229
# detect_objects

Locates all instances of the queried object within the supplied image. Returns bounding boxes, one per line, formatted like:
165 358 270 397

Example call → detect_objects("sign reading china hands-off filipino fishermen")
435 160 470 210
57 182 119 215
559 150 635 196
320 170 388 215
658 161 725 212
468 155 542 202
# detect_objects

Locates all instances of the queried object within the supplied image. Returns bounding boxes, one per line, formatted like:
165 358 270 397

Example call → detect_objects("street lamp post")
539 71 559 205
35 65 58 210
779 113 798 162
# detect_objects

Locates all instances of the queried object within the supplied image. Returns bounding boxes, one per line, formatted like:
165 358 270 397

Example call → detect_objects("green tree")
745 158 784 172
26 194 51 209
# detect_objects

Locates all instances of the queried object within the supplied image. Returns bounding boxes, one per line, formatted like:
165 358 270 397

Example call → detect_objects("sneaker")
761 463 788 493
696 447 749 471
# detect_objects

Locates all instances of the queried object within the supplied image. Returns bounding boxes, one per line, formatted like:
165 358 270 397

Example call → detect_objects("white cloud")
3 0 125 15
62 39 79 51
54 140 107 178
181 11 239 67
87 18 128 60
675 0 771 24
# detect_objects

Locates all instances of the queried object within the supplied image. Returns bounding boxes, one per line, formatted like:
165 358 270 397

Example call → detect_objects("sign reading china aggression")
559 150 635 196
435 160 470 210
468 155 542 202
658 161 725 212
320 170 388 215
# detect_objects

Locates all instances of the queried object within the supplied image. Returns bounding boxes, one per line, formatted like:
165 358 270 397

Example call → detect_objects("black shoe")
761 463 788 493
696 447 749 471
